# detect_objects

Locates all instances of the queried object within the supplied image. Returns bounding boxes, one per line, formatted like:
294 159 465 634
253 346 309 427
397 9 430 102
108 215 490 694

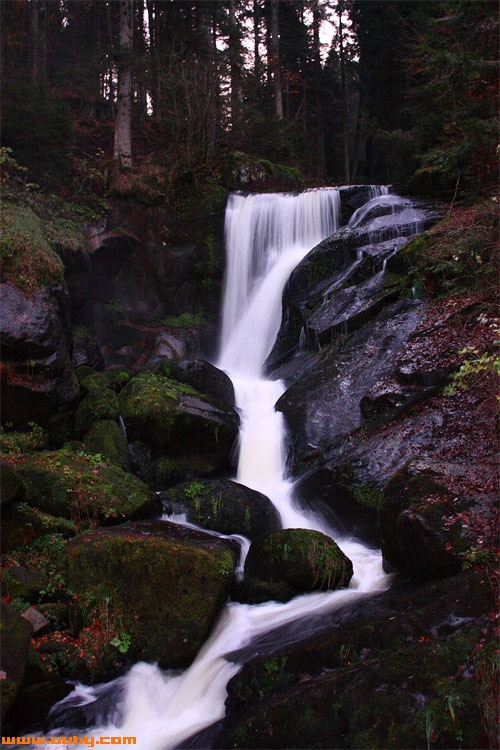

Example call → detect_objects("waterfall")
39 188 392 750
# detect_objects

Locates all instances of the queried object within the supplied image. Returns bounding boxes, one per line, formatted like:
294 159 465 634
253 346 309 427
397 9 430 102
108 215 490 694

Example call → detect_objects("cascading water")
37 188 392 750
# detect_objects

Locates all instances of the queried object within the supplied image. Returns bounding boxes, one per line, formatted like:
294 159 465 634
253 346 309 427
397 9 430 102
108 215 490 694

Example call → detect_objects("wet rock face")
276 299 425 469
0 283 78 430
215 570 493 750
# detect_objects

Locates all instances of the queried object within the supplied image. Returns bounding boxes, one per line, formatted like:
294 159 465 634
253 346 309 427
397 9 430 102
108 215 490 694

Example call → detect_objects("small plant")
184 481 205 499
444 333 500 398
110 631 132 654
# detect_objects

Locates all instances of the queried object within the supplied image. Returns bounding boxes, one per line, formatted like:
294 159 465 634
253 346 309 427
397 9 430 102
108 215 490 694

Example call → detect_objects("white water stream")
39 188 392 750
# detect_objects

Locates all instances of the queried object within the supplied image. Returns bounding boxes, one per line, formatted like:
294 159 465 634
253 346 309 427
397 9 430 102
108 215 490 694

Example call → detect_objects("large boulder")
162 479 279 538
66 520 237 681
15 447 158 525
82 419 131 472
0 283 79 432
165 360 235 409
379 459 472 580
239 529 353 603
118 372 239 473
0 603 33 724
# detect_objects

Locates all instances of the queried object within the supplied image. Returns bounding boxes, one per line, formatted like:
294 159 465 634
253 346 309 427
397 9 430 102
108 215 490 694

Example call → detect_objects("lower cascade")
37 187 408 750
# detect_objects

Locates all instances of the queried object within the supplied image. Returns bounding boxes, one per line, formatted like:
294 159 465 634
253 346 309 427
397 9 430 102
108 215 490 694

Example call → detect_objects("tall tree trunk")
29 0 47 85
311 0 326 180
338 2 350 184
270 0 283 119
114 0 133 168
253 0 262 80
229 0 243 134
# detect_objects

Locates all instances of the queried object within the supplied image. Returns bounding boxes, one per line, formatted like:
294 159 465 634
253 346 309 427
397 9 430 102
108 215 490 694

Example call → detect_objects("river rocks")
215 570 492 750
15 447 158 525
66 520 237 681
236 529 353 604
162 479 279 538
118 372 239 473
0 603 33 723
0 283 79 432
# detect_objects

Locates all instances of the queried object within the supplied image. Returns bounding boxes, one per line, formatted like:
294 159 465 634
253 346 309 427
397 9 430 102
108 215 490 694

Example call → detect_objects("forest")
1 1 499 749
1 0 498 193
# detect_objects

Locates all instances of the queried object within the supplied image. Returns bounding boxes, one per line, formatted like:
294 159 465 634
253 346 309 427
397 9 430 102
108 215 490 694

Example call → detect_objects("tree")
114 0 133 168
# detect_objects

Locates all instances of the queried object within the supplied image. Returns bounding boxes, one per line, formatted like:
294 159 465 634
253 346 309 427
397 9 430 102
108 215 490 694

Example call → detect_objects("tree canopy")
1 0 497 195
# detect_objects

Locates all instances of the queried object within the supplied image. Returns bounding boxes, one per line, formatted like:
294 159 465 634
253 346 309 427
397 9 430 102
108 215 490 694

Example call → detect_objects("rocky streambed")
1 187 498 748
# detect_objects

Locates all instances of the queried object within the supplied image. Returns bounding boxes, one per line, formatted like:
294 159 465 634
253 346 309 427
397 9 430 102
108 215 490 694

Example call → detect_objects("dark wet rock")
162 479 279 538
0 603 33 723
277 300 425 470
1 567 50 601
0 462 25 507
165 360 235 409
66 520 237 681
16 447 158 524
216 570 492 750
83 419 131 472
6 681 74 734
118 372 239 473
71 326 104 370
0 284 79 431
380 459 472 580
292 466 381 546
304 272 405 350
238 529 353 604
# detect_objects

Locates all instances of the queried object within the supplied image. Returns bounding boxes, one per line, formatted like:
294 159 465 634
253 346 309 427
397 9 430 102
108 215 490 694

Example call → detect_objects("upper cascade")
218 188 341 375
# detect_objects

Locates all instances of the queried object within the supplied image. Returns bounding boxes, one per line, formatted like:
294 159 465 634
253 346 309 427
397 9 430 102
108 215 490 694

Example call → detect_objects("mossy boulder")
75 375 120 437
0 504 76 555
0 603 33 724
240 529 353 603
83 419 131 472
162 479 279 538
164 360 235 409
66 520 237 681
0 461 26 507
118 372 239 471
15 447 159 526
380 459 465 580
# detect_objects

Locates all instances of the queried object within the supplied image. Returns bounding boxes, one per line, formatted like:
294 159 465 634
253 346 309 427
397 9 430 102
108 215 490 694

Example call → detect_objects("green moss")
0 202 64 292
66 526 237 679
15 448 157 526
83 420 131 472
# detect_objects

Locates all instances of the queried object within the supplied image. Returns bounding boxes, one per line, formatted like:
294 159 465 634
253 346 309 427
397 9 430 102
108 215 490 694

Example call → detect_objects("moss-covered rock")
15 448 158 526
0 203 64 293
83 419 131 472
0 461 25 507
0 504 76 555
66 520 237 681
162 479 279 539
241 529 353 603
380 459 465 579
75 376 120 437
0 603 33 724
118 372 239 472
